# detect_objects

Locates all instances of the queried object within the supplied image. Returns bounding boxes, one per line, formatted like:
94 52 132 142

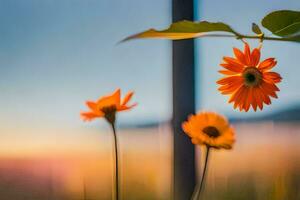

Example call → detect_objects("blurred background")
0 0 299 199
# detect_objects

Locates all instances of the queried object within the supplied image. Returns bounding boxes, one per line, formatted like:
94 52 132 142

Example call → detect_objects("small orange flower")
217 43 282 112
81 89 136 123
182 112 235 149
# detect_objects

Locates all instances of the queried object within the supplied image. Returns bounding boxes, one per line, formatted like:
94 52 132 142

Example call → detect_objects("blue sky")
0 0 299 131
0 0 172 129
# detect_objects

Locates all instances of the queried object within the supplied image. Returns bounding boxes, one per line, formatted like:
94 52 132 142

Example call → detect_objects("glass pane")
0 1 172 199
195 1 300 199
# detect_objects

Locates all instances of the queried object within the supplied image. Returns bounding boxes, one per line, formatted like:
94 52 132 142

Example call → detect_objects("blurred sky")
0 0 300 132
0 0 172 130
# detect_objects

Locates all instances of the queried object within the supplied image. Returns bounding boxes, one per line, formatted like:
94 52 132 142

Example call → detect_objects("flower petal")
229 85 245 104
240 87 250 112
250 88 258 111
254 88 264 110
122 91 134 106
251 48 261 67
263 72 282 83
97 89 121 108
258 58 277 71
218 70 239 75
218 77 243 95
217 76 243 85
261 81 279 98
80 111 103 121
86 101 98 112
235 86 247 111
244 43 251 66
244 87 252 112
118 103 137 111
222 57 244 72
233 47 247 65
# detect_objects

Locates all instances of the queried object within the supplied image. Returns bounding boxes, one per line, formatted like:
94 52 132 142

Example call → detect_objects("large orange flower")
217 43 282 112
182 112 235 149
81 89 136 123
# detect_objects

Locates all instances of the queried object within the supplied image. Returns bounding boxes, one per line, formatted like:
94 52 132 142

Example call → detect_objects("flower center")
242 67 262 87
101 105 117 124
202 126 220 138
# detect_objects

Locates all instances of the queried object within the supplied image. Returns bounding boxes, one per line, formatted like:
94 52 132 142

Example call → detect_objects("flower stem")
191 179 201 200
111 123 119 200
197 145 210 200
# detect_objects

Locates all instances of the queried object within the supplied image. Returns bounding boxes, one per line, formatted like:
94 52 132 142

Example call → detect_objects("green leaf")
122 20 240 42
262 10 300 37
252 23 262 35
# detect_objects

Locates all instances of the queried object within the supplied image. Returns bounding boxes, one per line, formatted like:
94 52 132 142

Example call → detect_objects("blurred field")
0 122 299 200
0 124 173 200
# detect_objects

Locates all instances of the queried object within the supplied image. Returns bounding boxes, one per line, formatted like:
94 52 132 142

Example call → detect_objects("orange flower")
81 89 136 123
182 112 235 149
217 43 282 112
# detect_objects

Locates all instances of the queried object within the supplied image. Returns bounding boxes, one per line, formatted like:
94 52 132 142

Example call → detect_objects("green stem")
191 183 201 200
200 33 297 42
239 34 296 42
111 123 119 200
197 146 210 200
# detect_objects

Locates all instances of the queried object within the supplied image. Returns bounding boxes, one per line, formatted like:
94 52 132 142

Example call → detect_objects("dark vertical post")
172 0 195 200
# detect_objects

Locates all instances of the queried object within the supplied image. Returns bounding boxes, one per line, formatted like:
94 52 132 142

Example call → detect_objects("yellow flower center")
101 105 117 124
242 67 262 87
202 126 220 138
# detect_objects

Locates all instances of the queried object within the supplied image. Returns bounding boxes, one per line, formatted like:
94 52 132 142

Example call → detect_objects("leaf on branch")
252 23 262 35
262 10 300 37
122 20 240 42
